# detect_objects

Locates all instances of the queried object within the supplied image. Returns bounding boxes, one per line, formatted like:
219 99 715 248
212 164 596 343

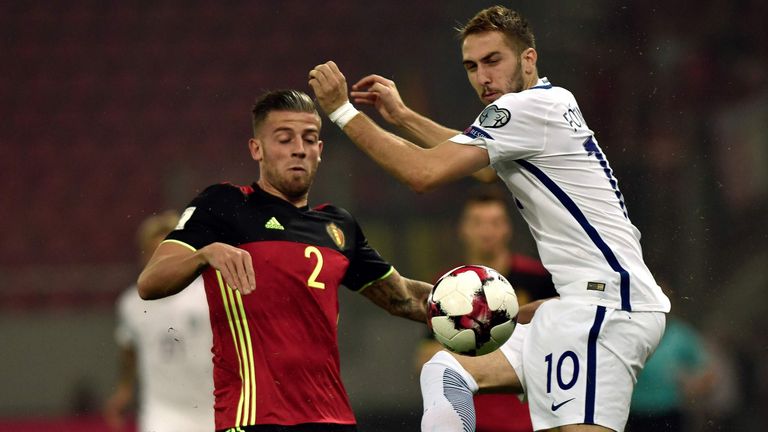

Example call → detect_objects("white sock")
420 351 479 432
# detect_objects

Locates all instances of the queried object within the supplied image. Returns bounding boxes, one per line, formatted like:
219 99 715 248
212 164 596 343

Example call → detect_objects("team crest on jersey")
478 104 511 128
326 223 345 249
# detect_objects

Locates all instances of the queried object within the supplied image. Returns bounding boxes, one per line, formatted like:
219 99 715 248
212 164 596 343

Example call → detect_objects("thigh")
453 321 529 393
454 348 523 393
522 300 665 432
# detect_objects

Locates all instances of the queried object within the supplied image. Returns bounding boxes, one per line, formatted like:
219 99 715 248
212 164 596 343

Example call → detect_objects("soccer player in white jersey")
104 211 214 432
308 6 670 432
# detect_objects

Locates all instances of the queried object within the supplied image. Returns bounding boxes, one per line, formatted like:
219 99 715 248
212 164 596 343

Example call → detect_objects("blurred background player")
626 283 714 432
103 210 214 431
137 90 432 431
415 189 556 432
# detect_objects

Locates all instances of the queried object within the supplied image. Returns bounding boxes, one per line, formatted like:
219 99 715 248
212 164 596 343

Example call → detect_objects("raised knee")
422 350 457 372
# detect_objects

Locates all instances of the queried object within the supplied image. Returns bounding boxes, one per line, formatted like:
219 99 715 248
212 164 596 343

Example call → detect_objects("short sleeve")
114 288 138 348
165 184 241 250
341 219 393 292
449 92 547 163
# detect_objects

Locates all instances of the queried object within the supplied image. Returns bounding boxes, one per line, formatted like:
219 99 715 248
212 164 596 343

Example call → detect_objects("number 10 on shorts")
545 351 579 393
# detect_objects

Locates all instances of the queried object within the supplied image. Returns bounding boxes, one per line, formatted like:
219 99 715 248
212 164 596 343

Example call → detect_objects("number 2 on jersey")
304 246 326 289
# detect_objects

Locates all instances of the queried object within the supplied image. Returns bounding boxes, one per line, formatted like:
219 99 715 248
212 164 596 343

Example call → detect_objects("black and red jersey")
503 254 557 305
165 183 392 430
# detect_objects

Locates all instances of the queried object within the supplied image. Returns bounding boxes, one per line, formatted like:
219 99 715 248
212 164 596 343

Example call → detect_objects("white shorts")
500 299 665 431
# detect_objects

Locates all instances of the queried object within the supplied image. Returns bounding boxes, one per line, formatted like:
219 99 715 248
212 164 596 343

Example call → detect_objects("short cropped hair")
458 6 536 54
251 89 319 135
462 188 510 215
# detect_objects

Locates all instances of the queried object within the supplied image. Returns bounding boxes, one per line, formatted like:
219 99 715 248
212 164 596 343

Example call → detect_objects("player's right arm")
138 240 255 300
351 74 497 183
310 62 489 193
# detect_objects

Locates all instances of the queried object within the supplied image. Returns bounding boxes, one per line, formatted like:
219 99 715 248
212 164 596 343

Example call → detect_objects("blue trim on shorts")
585 306 607 424
514 160 632 311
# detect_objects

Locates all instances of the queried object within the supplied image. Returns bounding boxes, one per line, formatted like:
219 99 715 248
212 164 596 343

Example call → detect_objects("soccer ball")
427 265 519 356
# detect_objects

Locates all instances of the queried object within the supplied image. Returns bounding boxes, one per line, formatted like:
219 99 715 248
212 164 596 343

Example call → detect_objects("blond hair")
136 210 180 250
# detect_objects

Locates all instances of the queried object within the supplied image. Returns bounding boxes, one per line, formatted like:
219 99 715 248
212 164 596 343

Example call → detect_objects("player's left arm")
309 61 490 193
360 269 431 322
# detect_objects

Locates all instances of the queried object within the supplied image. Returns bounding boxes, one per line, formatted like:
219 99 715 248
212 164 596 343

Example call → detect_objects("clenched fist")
308 61 349 115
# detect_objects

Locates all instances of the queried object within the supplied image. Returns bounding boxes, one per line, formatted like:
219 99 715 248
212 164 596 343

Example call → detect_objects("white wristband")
328 101 360 129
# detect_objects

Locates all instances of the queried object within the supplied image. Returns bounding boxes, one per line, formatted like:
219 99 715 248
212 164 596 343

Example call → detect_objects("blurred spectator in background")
694 334 742 431
103 211 214 432
416 190 556 432
626 284 714 432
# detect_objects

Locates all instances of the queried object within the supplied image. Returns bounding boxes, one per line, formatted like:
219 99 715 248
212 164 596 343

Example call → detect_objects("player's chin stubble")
280 171 314 199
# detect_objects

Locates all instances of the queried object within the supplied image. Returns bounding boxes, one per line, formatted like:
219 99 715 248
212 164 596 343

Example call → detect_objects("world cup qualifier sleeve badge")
478 105 511 128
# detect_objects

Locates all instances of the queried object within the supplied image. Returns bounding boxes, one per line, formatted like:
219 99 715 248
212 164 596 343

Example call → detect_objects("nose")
291 137 307 158
476 64 492 86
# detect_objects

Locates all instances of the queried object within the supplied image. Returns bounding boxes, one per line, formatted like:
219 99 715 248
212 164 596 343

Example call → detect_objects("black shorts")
219 424 357 432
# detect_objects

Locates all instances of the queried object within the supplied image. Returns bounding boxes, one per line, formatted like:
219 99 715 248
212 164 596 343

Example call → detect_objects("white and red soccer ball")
427 265 519 356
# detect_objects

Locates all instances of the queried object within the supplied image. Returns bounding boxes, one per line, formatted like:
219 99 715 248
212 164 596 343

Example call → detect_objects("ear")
521 47 537 75
249 138 262 161
317 140 324 161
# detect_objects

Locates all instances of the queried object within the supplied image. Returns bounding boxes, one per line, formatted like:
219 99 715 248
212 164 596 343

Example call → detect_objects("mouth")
288 166 307 173
482 91 499 102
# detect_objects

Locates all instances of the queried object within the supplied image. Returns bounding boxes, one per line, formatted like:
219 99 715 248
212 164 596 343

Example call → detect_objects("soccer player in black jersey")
138 90 432 432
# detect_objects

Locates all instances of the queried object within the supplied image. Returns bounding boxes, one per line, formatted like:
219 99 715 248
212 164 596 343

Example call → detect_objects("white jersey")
115 277 214 431
450 77 670 312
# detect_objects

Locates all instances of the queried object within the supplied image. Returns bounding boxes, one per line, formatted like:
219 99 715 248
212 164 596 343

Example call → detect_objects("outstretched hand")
351 74 408 126
308 61 350 115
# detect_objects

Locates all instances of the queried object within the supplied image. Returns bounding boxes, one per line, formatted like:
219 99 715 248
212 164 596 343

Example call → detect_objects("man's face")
462 31 525 105
459 201 512 257
249 110 323 202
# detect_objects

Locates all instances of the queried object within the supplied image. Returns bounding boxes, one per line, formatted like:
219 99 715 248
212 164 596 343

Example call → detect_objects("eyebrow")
481 51 502 62
462 51 501 67
463 51 502 67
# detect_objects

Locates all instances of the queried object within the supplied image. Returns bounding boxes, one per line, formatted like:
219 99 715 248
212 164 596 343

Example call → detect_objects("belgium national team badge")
326 222 345 249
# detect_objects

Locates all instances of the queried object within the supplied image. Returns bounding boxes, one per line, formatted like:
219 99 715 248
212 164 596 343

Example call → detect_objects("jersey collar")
529 77 552 90
250 182 311 212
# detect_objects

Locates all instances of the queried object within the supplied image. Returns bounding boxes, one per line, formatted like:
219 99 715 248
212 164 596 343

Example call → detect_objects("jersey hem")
557 294 670 313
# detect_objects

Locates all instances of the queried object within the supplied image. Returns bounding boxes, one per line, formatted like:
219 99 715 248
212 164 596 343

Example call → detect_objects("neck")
466 248 511 273
523 73 540 90
257 179 308 207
